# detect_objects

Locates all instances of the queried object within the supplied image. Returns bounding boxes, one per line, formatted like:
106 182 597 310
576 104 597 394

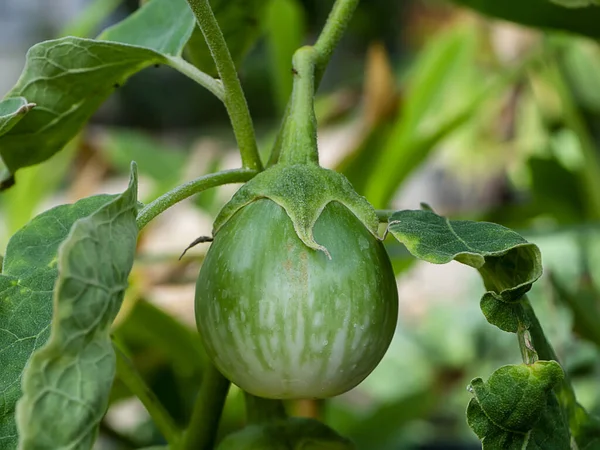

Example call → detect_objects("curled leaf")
213 164 379 258
15 164 139 449
387 209 542 332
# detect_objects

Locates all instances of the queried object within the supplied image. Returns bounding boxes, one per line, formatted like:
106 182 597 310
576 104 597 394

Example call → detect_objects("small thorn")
179 236 213 260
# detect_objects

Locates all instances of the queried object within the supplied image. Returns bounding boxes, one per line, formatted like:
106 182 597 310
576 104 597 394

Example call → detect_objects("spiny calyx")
212 163 380 258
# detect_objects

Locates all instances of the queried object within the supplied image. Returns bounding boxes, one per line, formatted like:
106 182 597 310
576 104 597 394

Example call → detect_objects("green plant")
1 0 600 449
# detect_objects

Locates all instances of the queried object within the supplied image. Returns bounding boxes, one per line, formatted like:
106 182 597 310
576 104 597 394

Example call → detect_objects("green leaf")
0 0 194 187
185 0 268 75
98 0 195 56
0 194 119 448
15 164 139 449
388 209 543 332
0 97 35 138
451 0 600 40
59 0 122 38
467 361 570 449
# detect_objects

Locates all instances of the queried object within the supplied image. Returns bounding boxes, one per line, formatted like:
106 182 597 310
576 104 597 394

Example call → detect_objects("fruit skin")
216 417 356 450
195 198 398 399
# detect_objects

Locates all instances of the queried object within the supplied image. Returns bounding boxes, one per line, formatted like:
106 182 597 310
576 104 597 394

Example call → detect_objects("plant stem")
244 393 287 425
180 364 231 450
166 56 225 101
136 168 256 229
185 0 263 171
521 296 580 418
278 46 319 165
267 0 360 166
313 0 360 84
113 341 182 445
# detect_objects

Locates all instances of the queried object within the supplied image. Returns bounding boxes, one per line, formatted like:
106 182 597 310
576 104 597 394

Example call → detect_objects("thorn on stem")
179 236 214 260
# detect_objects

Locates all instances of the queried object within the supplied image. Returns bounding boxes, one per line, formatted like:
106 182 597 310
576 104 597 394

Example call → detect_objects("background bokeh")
1 0 600 448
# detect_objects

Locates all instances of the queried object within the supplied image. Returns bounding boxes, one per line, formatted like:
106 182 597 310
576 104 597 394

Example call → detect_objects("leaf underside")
0 194 116 448
14 164 138 449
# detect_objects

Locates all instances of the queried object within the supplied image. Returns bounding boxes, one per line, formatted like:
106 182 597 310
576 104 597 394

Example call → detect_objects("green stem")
267 0 360 167
113 341 182 445
185 0 263 171
521 297 580 419
244 393 287 425
180 364 231 450
313 0 360 84
166 56 225 101
136 168 256 229
278 46 319 165
544 47 600 220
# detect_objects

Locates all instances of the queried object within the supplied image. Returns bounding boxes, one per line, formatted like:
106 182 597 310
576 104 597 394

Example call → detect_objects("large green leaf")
185 0 268 75
388 208 542 332
98 0 195 55
467 361 570 449
0 0 195 188
15 164 138 449
60 0 122 38
0 194 118 447
451 0 600 40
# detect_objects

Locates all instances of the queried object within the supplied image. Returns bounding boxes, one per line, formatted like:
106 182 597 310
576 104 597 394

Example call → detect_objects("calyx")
212 163 380 258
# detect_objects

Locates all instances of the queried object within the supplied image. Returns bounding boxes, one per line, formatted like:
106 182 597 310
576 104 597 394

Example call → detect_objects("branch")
136 168 257 229
185 0 263 171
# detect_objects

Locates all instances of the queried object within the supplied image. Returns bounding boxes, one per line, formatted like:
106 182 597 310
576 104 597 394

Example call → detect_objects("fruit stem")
278 46 319 166
267 0 359 167
180 364 231 450
244 392 287 424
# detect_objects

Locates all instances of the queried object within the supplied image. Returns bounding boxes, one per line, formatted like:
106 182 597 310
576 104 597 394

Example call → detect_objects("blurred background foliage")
1 0 600 448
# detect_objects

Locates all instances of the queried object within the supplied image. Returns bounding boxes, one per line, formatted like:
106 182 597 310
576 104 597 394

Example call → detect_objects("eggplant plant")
0 0 599 449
